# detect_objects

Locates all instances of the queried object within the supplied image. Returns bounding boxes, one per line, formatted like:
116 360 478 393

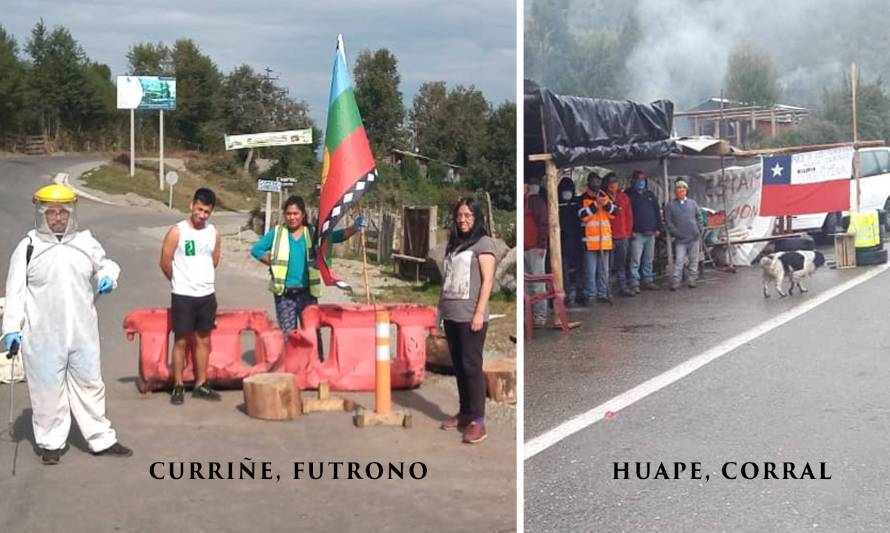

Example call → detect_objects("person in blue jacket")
251 195 365 332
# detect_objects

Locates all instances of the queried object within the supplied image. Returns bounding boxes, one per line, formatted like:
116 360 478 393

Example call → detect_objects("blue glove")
4 332 21 352
354 216 368 230
97 276 114 294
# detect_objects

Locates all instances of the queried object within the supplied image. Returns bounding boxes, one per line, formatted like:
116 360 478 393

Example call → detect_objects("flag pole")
356 201 373 305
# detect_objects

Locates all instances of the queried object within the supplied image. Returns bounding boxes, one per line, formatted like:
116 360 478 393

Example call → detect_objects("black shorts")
171 293 217 334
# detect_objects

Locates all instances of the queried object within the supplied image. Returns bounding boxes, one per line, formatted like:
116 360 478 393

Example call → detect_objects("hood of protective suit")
33 184 79 239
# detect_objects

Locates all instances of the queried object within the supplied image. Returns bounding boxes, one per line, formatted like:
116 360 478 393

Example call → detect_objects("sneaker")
192 382 222 401
687 281 697 289
440 414 469 432
643 282 660 291
93 442 133 458
619 288 635 297
632 286 641 295
41 448 63 466
170 384 185 405
533 318 548 328
462 421 488 444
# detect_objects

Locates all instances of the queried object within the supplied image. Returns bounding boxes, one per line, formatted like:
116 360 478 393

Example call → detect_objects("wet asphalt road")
525 253 890 531
0 156 516 533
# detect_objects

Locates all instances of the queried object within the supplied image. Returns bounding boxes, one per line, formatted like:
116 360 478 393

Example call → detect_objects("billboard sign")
117 76 177 110
224 129 313 151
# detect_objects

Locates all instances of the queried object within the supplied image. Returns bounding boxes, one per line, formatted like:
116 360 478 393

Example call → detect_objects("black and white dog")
759 250 826 298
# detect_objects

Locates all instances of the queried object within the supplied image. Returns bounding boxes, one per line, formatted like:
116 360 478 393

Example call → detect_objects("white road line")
524 263 890 460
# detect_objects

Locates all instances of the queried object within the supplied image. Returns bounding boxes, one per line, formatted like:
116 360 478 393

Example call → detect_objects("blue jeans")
672 240 700 288
612 238 630 290
630 232 656 287
584 250 611 300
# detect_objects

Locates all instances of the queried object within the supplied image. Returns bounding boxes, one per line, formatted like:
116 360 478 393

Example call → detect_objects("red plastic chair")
524 273 570 341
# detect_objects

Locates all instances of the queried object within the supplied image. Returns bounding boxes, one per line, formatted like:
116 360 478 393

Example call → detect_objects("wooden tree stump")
483 358 516 404
425 333 453 374
243 373 301 420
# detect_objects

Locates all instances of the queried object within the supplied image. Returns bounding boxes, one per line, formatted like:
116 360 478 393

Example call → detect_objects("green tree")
353 48 405 154
170 38 222 150
724 44 781 106
399 153 420 181
126 42 172 76
410 81 448 158
410 82 489 165
823 75 890 143
0 25 26 134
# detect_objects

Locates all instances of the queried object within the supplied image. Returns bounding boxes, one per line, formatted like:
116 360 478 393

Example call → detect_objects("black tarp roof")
525 79 679 178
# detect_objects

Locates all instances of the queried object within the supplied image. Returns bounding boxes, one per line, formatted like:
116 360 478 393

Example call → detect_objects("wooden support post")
735 120 742 146
302 382 355 414
713 119 721 139
545 158 564 293
663 159 673 266
770 110 777 138
243 373 302 420
852 63 861 211
693 118 700 136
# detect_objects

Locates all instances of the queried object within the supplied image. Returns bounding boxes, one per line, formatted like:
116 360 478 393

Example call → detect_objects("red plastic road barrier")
281 303 437 391
123 308 284 393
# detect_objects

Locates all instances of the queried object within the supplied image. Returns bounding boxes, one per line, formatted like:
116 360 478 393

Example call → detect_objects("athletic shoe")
643 282 660 291
93 442 133 458
170 384 185 405
462 421 488 444
440 414 469 432
41 448 62 465
192 382 222 401
688 281 697 289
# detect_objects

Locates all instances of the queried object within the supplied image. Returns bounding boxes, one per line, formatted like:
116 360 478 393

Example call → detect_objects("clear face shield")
35 201 78 238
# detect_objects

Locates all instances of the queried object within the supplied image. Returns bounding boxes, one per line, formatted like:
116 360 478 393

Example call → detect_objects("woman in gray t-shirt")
437 197 497 444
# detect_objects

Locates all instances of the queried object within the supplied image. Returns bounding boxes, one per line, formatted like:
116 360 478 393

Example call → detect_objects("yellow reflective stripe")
269 225 290 295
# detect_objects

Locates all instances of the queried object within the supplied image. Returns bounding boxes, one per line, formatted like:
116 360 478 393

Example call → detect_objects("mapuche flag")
316 35 378 288
759 146 852 216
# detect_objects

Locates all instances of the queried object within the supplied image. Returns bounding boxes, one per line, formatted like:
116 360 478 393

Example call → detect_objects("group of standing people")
2 183 498 465
525 170 705 324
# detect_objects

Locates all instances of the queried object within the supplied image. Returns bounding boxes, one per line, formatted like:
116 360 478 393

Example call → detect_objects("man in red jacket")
603 173 634 297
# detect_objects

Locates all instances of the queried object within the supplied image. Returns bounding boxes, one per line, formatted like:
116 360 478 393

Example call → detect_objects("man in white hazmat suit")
1 184 132 465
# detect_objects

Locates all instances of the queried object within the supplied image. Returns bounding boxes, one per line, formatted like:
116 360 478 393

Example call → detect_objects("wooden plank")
528 153 553 162
731 140 884 157
353 407 412 428
545 159 564 292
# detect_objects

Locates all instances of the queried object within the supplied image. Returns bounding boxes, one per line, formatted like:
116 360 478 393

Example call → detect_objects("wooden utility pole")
852 63 861 211
544 158 564 292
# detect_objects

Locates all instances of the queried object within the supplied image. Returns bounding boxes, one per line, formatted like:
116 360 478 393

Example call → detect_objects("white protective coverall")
2 228 120 452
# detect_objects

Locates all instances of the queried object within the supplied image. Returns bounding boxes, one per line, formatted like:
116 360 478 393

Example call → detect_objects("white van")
790 146 890 236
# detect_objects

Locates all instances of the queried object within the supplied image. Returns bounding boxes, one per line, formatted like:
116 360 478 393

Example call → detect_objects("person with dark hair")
579 172 617 303
557 175 584 306
626 170 662 293
524 180 548 326
160 187 222 405
438 197 497 444
250 195 365 332
603 173 634 296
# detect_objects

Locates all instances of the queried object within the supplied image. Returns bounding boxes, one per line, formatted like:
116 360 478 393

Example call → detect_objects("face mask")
560 190 572 201
527 184 540 195
635 180 646 191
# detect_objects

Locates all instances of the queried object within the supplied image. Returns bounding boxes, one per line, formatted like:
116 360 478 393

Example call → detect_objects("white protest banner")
225 129 313 150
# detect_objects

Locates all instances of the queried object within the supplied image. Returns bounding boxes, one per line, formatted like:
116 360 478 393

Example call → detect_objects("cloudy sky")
4 0 516 126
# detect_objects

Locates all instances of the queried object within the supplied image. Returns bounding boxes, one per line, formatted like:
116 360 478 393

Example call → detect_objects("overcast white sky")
3 0 516 126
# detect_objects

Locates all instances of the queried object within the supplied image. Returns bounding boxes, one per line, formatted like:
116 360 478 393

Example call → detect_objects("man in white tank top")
160 188 222 405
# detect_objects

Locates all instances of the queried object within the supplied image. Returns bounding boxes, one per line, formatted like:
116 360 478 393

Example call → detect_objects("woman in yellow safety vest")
578 172 618 304
251 195 365 332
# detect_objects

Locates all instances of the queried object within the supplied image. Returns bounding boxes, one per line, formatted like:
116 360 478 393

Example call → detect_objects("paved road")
0 156 516 533
526 257 890 532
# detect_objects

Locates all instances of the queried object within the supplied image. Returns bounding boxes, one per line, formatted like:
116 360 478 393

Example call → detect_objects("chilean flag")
759 147 853 216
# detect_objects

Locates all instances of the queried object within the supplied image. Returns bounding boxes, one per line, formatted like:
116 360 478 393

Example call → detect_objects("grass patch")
83 161 262 212
377 281 514 315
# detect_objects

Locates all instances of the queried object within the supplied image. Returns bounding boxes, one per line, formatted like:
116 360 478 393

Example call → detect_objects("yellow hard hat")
33 184 77 204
